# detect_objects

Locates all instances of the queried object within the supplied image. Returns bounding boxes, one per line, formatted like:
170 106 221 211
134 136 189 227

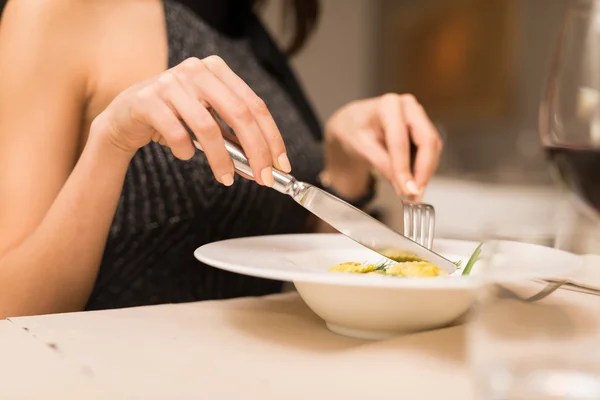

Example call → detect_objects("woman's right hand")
91 56 292 187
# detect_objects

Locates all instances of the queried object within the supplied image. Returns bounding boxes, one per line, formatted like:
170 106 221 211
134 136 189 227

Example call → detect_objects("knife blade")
192 137 457 272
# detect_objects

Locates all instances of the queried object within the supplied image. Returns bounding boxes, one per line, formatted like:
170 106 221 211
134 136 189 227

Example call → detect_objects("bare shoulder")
1 0 90 29
0 0 167 252
0 0 96 50
0 0 164 45
79 0 169 125
0 0 168 124
0 0 105 96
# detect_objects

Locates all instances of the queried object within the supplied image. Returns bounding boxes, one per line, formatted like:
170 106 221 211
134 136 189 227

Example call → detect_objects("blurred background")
260 0 595 244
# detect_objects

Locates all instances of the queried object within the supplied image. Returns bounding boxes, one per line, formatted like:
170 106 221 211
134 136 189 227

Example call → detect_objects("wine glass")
540 0 600 254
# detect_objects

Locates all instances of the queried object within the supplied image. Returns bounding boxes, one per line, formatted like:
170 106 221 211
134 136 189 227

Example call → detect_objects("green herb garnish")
373 260 394 271
461 242 483 276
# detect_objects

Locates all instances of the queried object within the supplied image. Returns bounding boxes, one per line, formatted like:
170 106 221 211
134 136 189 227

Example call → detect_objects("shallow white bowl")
194 234 580 340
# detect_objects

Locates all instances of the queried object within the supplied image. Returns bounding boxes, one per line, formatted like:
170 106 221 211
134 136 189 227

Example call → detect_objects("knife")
191 137 457 272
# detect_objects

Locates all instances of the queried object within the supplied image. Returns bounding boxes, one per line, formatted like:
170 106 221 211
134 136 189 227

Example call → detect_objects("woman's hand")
92 56 292 187
324 93 442 200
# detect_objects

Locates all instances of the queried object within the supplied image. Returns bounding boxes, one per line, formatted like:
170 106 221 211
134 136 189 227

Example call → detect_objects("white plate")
194 233 581 340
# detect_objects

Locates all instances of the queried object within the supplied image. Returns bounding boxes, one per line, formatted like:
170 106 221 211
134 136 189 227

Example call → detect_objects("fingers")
156 71 234 186
148 55 288 187
132 87 195 161
353 134 394 182
378 94 420 197
202 56 291 173
172 56 282 186
400 94 443 190
217 123 255 182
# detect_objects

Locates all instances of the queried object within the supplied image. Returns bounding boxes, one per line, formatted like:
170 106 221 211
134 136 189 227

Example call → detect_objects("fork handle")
192 138 296 195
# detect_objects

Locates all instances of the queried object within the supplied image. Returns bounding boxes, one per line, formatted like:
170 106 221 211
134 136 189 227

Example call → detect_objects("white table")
4 287 598 399
1 293 469 399
0 320 108 398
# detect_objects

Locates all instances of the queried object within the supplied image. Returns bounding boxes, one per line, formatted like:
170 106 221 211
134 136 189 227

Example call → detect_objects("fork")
495 279 568 303
402 200 435 250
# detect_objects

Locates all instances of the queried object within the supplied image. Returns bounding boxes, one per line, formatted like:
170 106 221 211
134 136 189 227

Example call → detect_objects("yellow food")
329 262 378 273
379 249 424 263
384 261 447 277
367 270 387 275
328 257 448 279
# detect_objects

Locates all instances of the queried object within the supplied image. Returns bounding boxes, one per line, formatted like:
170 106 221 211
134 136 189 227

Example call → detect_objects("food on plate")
380 248 463 267
379 249 424 263
329 260 447 278
328 242 484 278
385 261 447 277
329 262 378 274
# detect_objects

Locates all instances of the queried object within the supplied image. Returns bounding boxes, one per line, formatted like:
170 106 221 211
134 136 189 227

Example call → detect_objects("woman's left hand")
323 93 443 200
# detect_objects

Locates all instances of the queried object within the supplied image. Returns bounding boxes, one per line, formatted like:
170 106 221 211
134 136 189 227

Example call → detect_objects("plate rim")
193 233 581 290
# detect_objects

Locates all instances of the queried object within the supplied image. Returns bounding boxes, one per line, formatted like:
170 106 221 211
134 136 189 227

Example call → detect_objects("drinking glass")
540 0 600 235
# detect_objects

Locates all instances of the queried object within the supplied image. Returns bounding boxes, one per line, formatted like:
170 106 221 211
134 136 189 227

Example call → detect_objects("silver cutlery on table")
192 137 456 273
539 278 600 297
495 278 600 303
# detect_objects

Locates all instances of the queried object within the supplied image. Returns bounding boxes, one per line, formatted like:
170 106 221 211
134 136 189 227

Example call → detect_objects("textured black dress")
84 0 325 310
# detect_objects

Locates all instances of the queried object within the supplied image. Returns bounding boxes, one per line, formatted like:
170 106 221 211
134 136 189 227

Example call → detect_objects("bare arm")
0 0 295 318
0 1 133 317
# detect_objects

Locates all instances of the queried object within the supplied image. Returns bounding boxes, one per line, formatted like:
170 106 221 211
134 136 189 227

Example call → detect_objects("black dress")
84 0 325 310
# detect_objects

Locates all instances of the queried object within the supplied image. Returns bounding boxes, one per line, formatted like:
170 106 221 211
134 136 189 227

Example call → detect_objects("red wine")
545 145 600 212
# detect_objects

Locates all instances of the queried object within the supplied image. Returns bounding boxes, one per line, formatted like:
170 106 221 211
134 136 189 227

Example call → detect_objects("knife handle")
192 138 296 195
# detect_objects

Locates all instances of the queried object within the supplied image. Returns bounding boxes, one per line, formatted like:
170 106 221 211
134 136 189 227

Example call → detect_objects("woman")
0 0 442 317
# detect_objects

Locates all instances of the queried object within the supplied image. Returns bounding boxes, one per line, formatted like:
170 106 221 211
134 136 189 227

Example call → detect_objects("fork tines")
403 202 435 250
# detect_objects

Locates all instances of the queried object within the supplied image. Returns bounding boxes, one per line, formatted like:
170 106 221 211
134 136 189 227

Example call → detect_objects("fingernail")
220 173 234 187
277 153 292 173
260 167 274 187
406 180 420 196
